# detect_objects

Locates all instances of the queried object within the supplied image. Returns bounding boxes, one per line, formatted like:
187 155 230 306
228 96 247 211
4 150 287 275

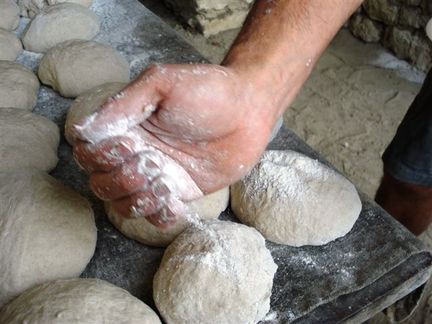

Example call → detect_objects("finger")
72 68 164 144
73 137 136 173
110 191 164 219
89 154 159 201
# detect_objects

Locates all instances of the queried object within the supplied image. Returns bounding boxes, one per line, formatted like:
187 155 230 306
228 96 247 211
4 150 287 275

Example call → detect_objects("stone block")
399 6 427 28
363 0 399 24
396 0 422 5
383 26 432 71
163 0 253 36
349 13 384 42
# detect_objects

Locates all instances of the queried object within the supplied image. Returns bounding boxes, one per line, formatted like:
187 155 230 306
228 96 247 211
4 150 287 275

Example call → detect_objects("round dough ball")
426 18 432 42
0 171 97 306
105 188 230 247
23 3 100 53
0 0 20 30
231 150 362 246
153 220 277 324
0 28 23 61
38 40 130 97
65 82 126 145
0 279 161 324
0 108 59 172
0 61 40 110
18 0 92 17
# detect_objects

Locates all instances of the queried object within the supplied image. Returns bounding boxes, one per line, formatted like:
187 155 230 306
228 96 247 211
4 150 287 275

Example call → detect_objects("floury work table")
17 0 432 322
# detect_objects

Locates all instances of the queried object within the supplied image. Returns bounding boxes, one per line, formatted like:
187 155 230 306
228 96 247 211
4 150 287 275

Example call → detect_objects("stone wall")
163 0 253 36
349 0 432 71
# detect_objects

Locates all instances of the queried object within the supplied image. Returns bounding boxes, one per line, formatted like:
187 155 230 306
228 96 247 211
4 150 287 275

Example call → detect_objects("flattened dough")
231 150 362 246
0 171 97 306
0 108 59 172
23 3 100 53
105 188 230 247
65 82 126 144
0 61 40 110
0 279 161 324
153 220 277 324
0 0 20 30
18 0 92 17
38 40 130 97
0 28 23 61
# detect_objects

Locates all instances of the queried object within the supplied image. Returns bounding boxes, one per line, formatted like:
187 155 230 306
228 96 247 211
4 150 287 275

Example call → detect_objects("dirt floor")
141 1 431 322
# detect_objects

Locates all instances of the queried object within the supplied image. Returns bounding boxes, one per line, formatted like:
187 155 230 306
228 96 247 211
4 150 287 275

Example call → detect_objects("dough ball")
0 171 97 306
0 61 40 110
426 18 432 42
65 82 126 144
18 0 92 17
0 0 20 30
0 28 23 61
0 279 161 324
231 150 362 246
38 40 130 97
22 3 100 53
153 220 277 324
0 108 59 172
105 188 230 247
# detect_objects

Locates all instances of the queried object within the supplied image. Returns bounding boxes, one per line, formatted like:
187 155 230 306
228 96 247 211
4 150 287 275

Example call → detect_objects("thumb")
73 67 165 144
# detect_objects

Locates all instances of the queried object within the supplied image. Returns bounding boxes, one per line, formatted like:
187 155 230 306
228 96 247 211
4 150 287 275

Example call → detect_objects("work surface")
17 0 432 322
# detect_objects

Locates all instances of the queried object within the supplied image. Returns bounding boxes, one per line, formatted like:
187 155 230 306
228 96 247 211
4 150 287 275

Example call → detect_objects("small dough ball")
105 188 229 247
18 0 92 17
0 108 59 172
0 61 40 110
38 40 130 97
426 18 432 41
0 171 97 306
22 3 100 53
231 150 362 246
0 0 20 30
0 28 23 61
65 82 126 144
0 279 161 324
153 220 277 324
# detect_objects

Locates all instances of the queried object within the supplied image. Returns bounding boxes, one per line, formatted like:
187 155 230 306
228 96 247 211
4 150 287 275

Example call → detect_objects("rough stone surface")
163 0 253 36
363 0 400 24
399 6 426 28
349 0 432 71
349 14 384 42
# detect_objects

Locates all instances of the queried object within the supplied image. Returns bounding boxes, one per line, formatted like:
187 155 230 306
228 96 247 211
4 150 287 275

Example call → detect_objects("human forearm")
223 0 363 119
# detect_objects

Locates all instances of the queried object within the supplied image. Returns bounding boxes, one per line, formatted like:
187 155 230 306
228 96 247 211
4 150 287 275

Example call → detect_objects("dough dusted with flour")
426 18 432 41
0 108 59 172
23 3 100 53
65 82 126 144
0 61 39 110
105 188 230 247
0 0 20 30
231 150 362 246
38 40 130 97
153 220 277 324
0 29 22 61
0 171 97 306
0 279 161 324
18 0 92 17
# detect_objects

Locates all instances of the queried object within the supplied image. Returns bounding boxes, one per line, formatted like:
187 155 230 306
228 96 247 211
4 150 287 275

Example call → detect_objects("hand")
73 64 282 227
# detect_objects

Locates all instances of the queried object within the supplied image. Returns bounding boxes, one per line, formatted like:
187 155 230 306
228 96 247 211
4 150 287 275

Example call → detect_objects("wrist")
223 51 314 123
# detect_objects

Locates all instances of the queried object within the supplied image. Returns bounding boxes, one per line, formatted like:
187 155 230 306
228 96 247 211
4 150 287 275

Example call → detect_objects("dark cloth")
383 69 432 186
